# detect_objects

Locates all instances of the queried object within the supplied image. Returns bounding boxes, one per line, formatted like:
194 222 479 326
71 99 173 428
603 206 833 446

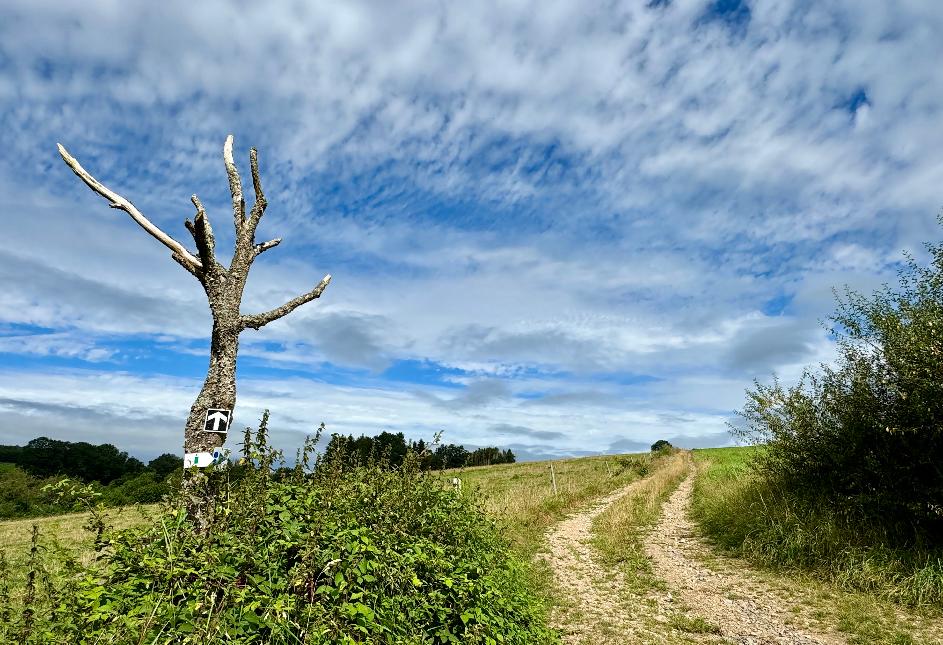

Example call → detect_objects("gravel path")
644 468 846 645
542 477 656 643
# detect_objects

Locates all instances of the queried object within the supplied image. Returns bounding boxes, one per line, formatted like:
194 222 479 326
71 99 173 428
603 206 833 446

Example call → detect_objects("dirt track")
645 469 845 645
543 458 847 644
542 477 655 643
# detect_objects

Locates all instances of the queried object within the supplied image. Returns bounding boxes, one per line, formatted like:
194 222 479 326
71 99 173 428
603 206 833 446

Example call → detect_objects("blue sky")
0 0 941 461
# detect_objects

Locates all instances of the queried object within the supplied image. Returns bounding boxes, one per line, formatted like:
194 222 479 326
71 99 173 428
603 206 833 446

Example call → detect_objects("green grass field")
453 452 655 555
4 448 942 644
0 452 654 643
0 453 650 586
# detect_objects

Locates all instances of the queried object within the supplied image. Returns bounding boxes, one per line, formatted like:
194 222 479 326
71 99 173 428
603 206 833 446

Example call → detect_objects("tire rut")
540 475 659 644
644 465 846 645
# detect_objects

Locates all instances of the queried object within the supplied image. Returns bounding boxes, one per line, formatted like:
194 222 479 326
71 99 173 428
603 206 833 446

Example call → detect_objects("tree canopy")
1 437 146 484
325 432 515 470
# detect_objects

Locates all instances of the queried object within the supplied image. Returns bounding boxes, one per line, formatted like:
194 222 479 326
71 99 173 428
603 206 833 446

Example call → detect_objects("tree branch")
171 252 201 279
57 143 202 272
190 195 216 270
254 238 282 256
247 147 267 232
223 135 245 231
241 274 332 330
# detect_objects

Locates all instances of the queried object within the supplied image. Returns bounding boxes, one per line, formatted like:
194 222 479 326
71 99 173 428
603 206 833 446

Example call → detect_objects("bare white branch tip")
223 135 235 165
56 142 203 271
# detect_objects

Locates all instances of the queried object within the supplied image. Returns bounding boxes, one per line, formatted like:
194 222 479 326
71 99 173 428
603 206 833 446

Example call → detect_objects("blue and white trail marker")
184 447 225 469
203 408 232 434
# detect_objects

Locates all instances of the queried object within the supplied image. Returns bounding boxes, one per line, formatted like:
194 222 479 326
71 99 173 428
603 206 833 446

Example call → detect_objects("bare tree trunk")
57 135 332 532
183 320 239 454
181 319 240 533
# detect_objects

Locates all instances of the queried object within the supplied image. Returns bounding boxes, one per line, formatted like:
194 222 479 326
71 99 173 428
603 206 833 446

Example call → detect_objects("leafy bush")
0 463 175 519
0 414 557 643
0 465 75 518
649 440 672 453
734 222 943 542
101 470 170 506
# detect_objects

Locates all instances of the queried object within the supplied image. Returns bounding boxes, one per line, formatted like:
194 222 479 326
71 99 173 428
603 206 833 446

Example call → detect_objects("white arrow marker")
203 408 231 433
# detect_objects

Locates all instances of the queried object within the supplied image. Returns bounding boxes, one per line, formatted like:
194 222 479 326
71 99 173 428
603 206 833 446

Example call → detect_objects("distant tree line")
0 437 183 519
0 436 181 483
325 432 515 470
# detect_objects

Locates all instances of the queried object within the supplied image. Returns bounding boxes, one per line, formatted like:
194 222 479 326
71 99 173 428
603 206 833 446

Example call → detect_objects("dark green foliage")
427 443 469 470
0 463 175 519
7 437 145 484
0 444 23 464
734 220 943 543
0 466 74 518
101 471 169 505
0 442 181 519
148 453 184 479
466 447 515 467
325 432 515 471
691 448 943 607
650 440 673 453
325 431 411 468
0 414 557 643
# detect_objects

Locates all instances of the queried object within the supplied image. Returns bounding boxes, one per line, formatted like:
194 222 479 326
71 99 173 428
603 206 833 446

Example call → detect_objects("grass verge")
690 446 943 645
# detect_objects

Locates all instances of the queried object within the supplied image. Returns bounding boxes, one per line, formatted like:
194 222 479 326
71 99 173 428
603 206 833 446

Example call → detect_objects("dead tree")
57 135 331 492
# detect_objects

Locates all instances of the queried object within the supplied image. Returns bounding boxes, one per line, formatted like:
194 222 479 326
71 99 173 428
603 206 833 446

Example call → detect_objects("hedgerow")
0 414 557 644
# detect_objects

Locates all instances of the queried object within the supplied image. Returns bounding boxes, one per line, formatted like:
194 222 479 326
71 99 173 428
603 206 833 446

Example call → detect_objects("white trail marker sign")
184 447 225 469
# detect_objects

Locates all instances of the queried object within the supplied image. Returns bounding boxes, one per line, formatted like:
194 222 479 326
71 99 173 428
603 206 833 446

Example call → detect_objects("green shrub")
0 466 77 518
101 471 170 506
649 440 672 453
0 414 557 644
734 220 943 542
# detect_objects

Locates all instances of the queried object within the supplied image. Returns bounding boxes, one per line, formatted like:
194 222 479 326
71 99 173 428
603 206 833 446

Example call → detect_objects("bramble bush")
0 414 557 644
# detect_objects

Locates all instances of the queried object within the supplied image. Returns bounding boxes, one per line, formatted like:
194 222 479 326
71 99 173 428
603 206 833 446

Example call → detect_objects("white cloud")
0 0 940 455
